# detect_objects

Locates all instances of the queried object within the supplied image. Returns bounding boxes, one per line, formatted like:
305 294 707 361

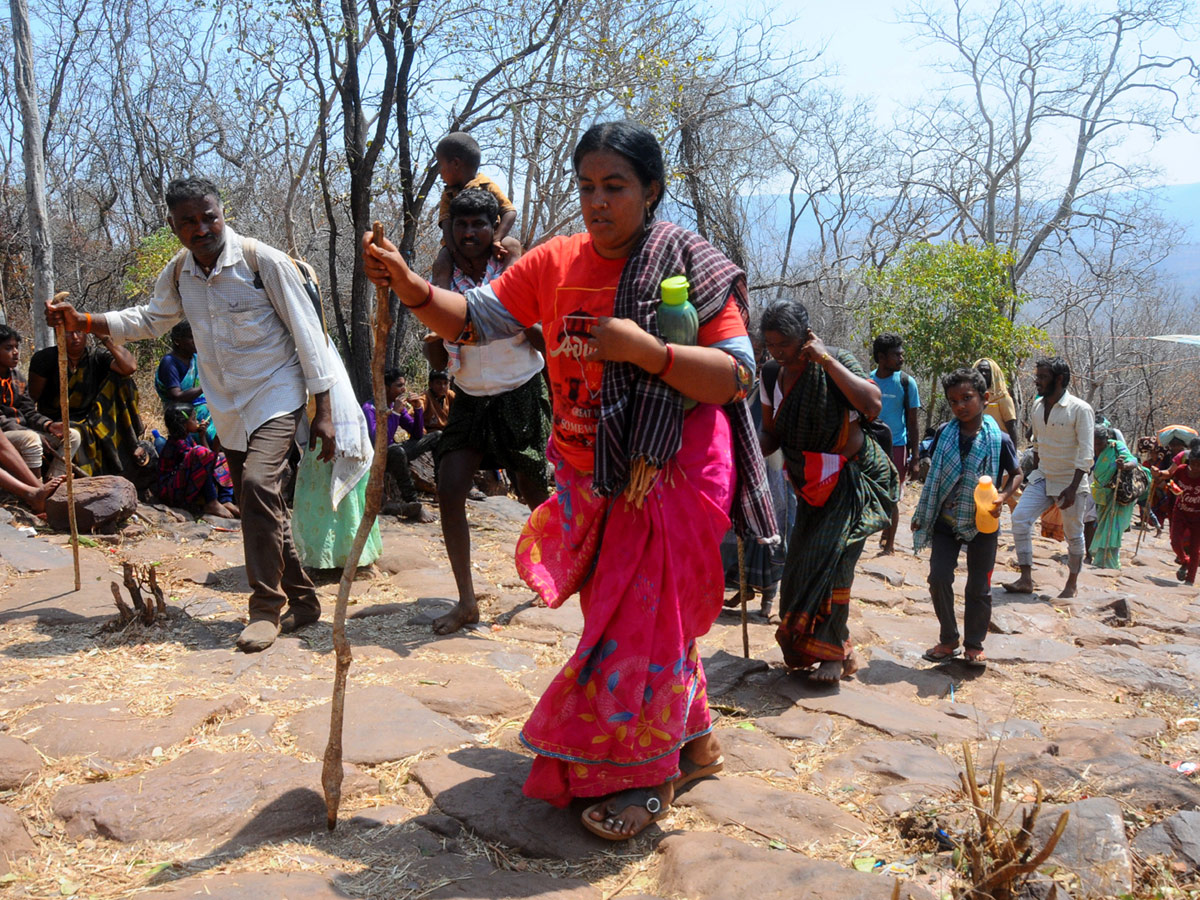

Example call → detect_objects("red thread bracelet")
656 343 675 377
404 281 434 311
82 313 92 333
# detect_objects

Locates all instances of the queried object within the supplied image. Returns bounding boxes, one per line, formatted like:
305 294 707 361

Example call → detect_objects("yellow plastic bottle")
974 475 1000 534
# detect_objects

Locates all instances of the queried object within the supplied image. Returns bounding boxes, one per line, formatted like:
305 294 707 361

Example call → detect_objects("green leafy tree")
864 242 1048 423
122 227 179 301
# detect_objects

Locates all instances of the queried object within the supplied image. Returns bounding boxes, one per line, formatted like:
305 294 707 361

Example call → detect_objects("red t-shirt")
1174 467 1200 516
489 232 745 473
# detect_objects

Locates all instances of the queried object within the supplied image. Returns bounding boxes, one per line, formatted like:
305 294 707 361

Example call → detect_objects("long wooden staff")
52 291 80 591
322 222 391 830
1134 477 1156 559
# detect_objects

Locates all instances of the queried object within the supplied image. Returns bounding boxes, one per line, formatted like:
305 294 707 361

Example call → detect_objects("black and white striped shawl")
592 221 776 540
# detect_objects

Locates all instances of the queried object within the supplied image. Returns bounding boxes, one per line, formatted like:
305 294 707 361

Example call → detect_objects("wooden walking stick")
322 222 391 830
1134 478 1156 560
52 291 80 591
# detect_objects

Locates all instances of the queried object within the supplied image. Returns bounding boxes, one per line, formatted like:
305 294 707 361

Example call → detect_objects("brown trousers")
223 409 319 622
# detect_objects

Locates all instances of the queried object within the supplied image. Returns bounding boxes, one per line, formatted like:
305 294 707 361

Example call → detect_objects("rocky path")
0 492 1198 899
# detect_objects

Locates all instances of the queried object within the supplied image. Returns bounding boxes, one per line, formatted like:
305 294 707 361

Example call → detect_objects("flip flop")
922 643 962 662
675 754 724 790
581 787 670 841
964 649 987 668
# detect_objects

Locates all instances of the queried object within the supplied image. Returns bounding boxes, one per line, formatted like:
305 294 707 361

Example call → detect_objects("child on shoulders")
912 368 1023 667
429 132 517 289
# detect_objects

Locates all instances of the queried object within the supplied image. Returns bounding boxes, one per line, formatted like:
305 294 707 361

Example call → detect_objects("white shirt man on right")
1004 357 1094 599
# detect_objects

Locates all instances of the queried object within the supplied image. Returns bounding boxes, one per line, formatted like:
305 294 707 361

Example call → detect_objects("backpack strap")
242 236 259 275
170 249 188 297
900 370 912 409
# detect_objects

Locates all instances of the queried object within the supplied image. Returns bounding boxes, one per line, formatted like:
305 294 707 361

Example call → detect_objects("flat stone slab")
402 663 532 720
0 734 41 789
702 650 770 696
289 685 477 764
216 714 276 743
144 872 356 898
813 739 961 814
984 634 1079 664
1070 647 1194 695
0 526 72 572
1033 798 1132 896
1134 810 1200 870
15 695 243 763
52 749 376 851
717 726 797 777
510 600 585 635
411 747 612 859
0 568 117 625
853 649 955 700
0 805 34 876
657 832 931 900
773 680 978 745
424 869 601 900
674 775 869 847
755 710 836 745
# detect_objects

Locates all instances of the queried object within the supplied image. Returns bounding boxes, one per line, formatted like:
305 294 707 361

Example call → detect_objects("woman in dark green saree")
759 301 897 682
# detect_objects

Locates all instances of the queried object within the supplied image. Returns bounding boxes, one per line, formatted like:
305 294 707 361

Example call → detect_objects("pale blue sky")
768 0 1200 187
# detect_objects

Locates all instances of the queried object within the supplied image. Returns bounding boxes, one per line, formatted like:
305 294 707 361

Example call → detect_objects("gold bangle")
819 351 831 364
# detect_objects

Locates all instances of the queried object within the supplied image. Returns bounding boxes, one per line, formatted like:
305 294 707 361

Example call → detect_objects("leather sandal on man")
581 787 670 841
922 643 962 662
236 618 280 653
964 648 987 667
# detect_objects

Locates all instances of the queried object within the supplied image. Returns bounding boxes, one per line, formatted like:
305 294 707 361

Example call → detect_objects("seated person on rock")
422 367 454 432
156 320 218 448
362 369 439 522
28 330 148 480
0 324 80 480
157 402 238 519
0 427 63 513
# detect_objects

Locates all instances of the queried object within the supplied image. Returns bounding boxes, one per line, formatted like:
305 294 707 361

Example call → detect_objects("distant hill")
740 182 1200 299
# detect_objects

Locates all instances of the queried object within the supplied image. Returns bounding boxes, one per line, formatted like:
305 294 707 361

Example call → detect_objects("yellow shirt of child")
438 174 515 226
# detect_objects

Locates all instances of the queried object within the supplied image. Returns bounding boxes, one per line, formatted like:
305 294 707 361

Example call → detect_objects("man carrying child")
430 132 517 290
426 187 551 634
913 368 1022 667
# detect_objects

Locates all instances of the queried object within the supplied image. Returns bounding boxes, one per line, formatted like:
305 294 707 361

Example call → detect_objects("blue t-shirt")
156 354 192 393
871 369 920 447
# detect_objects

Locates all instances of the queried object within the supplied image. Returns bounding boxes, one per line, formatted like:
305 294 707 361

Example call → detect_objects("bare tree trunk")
10 0 54 349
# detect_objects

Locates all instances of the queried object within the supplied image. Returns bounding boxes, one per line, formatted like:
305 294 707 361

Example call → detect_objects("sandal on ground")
922 643 962 663
675 754 724 790
964 648 987 667
581 787 670 841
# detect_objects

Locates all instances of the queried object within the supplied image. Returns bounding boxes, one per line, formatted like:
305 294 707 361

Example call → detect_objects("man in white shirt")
427 188 551 634
1004 357 1094 599
47 178 337 652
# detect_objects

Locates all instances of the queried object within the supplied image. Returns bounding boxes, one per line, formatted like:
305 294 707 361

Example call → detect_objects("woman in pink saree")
363 121 774 841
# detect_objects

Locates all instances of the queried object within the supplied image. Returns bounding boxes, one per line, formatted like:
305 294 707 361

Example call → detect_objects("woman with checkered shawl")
759 300 898 684
363 121 775 842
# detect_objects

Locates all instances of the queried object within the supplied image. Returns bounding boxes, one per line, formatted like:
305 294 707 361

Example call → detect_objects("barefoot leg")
23 476 65 514
1003 565 1035 593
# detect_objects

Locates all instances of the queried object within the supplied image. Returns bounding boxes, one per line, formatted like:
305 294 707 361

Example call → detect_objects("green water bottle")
658 276 699 409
